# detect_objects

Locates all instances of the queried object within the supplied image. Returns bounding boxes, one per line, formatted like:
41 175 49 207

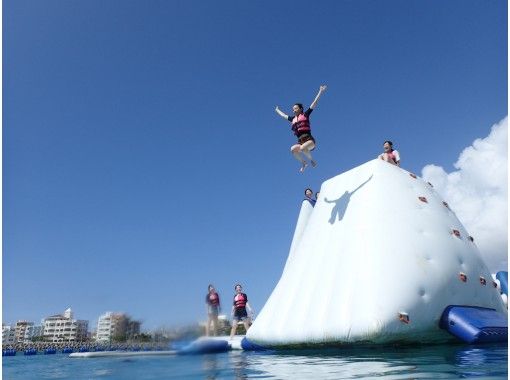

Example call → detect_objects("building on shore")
43 308 88 343
2 325 16 345
126 319 141 340
96 312 127 342
15 321 34 344
95 312 142 342
24 324 44 343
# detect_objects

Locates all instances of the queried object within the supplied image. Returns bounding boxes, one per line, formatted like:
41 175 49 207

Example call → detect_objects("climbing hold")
459 272 467 282
398 312 410 324
443 201 450 209
418 196 428 203
427 182 434 187
493 281 499 288
468 236 474 242
479 276 487 286
452 229 461 238
409 173 417 179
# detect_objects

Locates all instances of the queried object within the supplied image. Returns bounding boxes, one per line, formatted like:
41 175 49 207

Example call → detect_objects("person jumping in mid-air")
275 85 327 173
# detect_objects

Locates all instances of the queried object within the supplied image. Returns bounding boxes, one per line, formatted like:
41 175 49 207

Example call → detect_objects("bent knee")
290 145 301 153
301 141 315 150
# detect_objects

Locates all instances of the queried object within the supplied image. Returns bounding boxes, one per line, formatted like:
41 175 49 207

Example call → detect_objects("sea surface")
2 344 507 379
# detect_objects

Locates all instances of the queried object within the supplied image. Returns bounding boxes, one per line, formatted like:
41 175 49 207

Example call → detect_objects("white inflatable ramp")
69 350 176 358
200 335 245 350
70 336 245 358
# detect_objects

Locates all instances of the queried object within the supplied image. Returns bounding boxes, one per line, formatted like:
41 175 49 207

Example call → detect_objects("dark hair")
208 284 214 291
384 140 393 147
234 284 242 290
294 103 304 111
304 188 313 196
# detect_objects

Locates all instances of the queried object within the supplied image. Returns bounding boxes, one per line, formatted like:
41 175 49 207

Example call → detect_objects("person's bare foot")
311 160 317 168
299 161 308 173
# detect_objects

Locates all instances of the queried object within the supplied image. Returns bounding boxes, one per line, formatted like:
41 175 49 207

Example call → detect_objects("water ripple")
2 343 507 379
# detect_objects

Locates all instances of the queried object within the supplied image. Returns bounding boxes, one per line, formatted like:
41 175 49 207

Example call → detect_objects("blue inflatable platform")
177 338 230 355
240 337 268 351
439 305 508 344
496 271 508 296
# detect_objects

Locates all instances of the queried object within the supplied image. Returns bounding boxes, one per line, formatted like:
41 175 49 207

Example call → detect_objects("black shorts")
233 308 248 321
297 134 316 149
208 305 219 316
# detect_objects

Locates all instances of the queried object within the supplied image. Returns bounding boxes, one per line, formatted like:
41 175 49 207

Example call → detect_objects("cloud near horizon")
421 116 508 273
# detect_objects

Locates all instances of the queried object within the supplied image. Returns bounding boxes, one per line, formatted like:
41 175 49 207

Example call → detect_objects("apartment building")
2 325 16 345
43 308 88 343
96 312 127 342
24 324 44 343
96 312 142 342
14 321 34 344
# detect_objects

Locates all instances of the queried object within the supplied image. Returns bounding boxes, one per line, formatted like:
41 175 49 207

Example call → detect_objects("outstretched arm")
351 175 373 195
310 85 327 109
275 106 289 120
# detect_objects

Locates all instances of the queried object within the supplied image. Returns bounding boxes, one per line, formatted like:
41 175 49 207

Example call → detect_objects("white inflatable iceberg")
247 159 506 346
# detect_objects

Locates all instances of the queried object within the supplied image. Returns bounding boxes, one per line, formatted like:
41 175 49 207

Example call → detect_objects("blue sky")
3 0 507 329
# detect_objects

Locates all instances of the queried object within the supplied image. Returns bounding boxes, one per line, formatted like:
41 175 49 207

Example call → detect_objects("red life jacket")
234 293 247 309
291 113 311 136
208 292 220 306
387 150 397 162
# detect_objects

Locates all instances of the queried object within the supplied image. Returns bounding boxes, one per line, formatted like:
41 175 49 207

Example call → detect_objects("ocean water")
2 344 507 379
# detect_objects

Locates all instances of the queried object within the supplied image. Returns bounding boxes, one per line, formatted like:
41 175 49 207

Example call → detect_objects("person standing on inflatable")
275 85 327 173
230 284 254 339
205 284 221 336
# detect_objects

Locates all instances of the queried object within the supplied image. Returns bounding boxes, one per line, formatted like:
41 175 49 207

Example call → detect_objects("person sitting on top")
275 85 327 173
304 188 316 206
378 140 400 166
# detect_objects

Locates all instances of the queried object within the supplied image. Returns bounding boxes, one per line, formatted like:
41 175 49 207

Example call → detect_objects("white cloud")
421 117 508 273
